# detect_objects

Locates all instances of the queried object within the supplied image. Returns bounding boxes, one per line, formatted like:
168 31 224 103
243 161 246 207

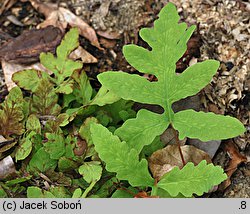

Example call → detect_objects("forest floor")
0 0 249 197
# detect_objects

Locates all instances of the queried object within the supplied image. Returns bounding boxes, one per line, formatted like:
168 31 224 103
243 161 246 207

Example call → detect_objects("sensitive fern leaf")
97 3 245 141
90 123 154 187
157 160 227 197
98 3 198 121
115 109 169 153
173 110 245 141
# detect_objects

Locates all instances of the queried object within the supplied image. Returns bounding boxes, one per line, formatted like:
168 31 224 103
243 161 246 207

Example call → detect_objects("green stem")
81 180 97 198
151 181 158 196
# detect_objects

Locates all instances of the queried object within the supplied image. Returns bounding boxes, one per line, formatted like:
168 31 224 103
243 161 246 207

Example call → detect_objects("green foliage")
40 28 82 84
115 109 168 153
157 160 227 197
0 87 24 138
90 123 154 187
1 3 245 199
173 110 245 141
111 187 139 198
43 133 65 159
91 2 245 198
98 3 245 140
28 148 57 173
26 114 41 134
15 131 35 161
12 69 50 92
78 161 102 183
27 187 55 198
2 26 130 198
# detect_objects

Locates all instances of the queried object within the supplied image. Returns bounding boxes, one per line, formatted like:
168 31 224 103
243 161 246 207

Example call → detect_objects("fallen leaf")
58 7 102 50
148 145 212 181
69 46 97 63
0 156 15 180
0 135 17 153
0 0 17 16
0 26 63 64
97 30 121 40
99 38 117 49
220 140 247 190
22 0 102 49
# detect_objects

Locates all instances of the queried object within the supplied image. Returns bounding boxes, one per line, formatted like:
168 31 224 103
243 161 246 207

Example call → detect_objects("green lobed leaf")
97 2 244 144
90 86 120 106
157 160 227 197
78 161 103 183
40 28 82 84
26 114 41 134
98 3 197 122
27 186 55 198
31 78 61 116
72 70 93 105
12 69 50 92
115 109 169 153
0 87 24 138
44 133 65 159
72 188 82 198
101 99 136 125
49 186 71 198
173 109 246 141
28 148 57 173
90 123 154 187
15 131 36 161
79 117 98 146
54 79 74 94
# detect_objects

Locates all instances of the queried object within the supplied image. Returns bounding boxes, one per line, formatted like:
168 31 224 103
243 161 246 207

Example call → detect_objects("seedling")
90 3 245 197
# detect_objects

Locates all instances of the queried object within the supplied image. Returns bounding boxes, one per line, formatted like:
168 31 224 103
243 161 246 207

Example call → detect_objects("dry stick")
171 124 186 166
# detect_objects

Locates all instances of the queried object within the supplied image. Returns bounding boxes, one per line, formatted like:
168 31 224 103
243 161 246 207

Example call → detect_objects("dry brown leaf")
0 26 63 64
0 156 15 180
97 30 121 40
148 145 212 181
69 46 97 64
220 140 247 190
0 0 17 16
22 0 102 49
99 38 117 49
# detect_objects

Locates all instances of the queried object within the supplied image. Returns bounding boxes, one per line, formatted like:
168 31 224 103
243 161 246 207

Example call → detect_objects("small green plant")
90 3 245 197
0 28 134 198
0 3 245 198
